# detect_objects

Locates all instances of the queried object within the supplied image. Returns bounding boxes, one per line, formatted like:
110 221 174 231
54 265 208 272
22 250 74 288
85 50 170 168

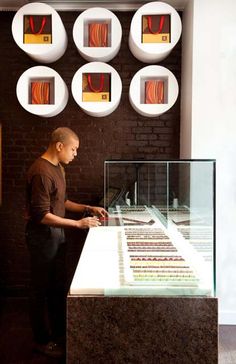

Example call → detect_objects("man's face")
57 137 79 164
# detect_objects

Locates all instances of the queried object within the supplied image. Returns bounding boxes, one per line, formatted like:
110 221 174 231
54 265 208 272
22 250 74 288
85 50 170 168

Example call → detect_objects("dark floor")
0 298 235 364
0 298 65 364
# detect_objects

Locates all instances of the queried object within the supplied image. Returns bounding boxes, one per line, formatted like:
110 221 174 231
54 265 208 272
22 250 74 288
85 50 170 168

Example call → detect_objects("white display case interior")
71 62 122 117
73 7 122 62
129 1 182 63
11 2 68 63
16 66 68 117
129 65 178 117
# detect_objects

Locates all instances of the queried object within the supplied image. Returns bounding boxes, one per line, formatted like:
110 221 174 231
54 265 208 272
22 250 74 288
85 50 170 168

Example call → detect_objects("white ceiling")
0 0 188 11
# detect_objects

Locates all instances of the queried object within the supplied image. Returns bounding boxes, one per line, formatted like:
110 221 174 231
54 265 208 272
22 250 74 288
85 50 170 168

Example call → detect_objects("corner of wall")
180 0 194 158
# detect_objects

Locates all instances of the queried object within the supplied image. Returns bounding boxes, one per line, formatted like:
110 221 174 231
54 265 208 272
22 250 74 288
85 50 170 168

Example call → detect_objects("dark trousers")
26 223 66 344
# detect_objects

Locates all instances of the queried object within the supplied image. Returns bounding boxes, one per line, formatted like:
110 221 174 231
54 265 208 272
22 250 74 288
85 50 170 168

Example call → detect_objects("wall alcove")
129 1 182 63
71 61 122 117
73 7 122 62
16 65 69 117
12 2 68 63
129 65 179 117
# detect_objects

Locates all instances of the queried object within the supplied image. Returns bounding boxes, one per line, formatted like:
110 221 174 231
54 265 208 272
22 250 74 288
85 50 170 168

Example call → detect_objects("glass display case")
70 160 215 297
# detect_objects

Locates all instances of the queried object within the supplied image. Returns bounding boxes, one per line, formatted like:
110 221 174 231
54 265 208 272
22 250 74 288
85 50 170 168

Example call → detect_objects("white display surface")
12 2 67 63
70 209 212 297
129 65 179 117
16 66 69 117
70 227 122 295
73 7 122 62
129 1 182 63
71 62 122 117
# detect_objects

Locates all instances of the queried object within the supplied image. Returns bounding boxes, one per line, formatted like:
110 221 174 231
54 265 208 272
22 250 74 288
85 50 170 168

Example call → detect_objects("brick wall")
0 11 181 295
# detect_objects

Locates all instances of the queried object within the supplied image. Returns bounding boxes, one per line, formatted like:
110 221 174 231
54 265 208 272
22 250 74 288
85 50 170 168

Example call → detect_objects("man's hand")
89 206 108 217
76 216 101 229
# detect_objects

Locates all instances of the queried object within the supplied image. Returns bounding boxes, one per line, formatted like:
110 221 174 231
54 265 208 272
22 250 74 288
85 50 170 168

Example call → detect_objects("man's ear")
56 141 63 152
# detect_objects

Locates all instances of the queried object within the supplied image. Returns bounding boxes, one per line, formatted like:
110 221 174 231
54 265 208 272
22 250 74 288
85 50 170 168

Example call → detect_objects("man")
25 127 107 358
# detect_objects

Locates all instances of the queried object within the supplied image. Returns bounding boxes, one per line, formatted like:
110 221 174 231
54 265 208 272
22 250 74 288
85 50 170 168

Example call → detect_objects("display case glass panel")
103 160 215 293
70 160 215 298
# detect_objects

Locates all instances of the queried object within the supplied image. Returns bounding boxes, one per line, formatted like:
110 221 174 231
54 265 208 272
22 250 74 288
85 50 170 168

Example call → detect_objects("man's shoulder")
27 158 57 178
28 157 45 172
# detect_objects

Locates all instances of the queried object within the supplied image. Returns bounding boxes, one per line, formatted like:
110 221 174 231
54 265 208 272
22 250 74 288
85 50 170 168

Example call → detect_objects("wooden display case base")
67 295 218 363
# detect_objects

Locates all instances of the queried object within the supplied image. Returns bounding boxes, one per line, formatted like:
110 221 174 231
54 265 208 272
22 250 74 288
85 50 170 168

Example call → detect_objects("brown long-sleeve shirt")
26 157 66 224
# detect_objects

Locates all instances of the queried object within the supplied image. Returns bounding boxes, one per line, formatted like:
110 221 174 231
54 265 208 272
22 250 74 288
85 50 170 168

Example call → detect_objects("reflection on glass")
103 160 215 297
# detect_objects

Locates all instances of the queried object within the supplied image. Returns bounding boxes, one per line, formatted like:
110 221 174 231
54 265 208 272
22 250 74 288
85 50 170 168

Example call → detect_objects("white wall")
180 0 194 158
181 0 236 324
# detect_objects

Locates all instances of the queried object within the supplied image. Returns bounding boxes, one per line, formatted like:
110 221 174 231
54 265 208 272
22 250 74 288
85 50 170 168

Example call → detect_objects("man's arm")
28 174 102 229
41 212 101 229
65 199 108 217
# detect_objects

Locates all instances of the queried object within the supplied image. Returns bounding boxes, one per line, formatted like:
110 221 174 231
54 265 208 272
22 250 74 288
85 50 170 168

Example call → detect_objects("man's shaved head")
50 127 79 145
